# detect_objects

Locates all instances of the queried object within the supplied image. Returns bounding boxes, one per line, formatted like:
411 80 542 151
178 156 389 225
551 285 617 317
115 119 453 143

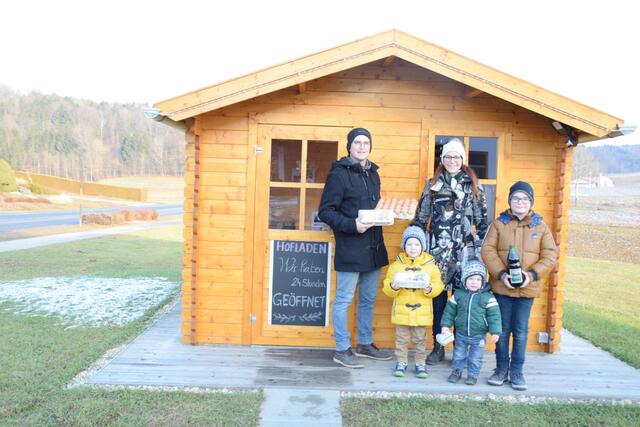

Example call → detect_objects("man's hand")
423 285 432 294
441 327 451 335
355 218 374 234
491 334 500 344
391 281 400 291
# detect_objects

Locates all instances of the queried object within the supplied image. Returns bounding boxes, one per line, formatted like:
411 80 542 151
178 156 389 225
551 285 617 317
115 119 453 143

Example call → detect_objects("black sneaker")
510 372 528 390
354 343 392 361
426 343 444 365
333 348 365 368
465 376 478 386
487 368 509 386
447 370 462 383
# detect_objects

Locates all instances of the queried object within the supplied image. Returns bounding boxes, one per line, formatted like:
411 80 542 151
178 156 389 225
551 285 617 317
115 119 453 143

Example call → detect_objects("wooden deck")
87 301 640 401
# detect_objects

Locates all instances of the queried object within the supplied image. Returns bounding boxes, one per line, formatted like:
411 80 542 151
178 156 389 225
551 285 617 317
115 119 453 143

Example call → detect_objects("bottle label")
510 268 523 285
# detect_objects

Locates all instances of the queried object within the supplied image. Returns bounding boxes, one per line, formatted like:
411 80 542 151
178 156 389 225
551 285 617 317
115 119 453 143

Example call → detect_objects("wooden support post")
189 119 201 345
297 82 306 94
546 142 569 353
242 114 259 344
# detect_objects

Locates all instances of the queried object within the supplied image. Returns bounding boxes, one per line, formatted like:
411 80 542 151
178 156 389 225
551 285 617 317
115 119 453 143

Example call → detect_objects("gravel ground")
342 391 639 406
570 208 640 227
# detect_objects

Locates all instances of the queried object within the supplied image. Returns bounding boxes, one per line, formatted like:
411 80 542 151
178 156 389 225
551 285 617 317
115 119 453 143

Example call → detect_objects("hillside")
585 145 640 174
0 84 183 181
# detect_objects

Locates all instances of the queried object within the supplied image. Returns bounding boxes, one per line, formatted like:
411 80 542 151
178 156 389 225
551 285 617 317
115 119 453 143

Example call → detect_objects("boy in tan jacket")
481 181 558 390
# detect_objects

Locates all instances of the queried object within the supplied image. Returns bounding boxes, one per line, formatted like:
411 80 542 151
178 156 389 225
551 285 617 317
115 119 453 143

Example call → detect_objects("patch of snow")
0 276 179 327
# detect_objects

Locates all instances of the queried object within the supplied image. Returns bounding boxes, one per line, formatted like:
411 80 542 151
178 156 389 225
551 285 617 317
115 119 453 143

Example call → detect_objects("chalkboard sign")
268 240 332 326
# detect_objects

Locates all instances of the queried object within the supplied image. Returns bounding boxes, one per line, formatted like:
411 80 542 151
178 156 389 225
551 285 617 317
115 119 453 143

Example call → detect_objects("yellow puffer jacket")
382 252 444 326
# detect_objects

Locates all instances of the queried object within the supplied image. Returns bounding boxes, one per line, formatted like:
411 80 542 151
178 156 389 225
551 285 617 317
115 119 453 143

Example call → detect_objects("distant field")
565 171 640 367
569 172 640 226
98 176 184 204
568 223 640 263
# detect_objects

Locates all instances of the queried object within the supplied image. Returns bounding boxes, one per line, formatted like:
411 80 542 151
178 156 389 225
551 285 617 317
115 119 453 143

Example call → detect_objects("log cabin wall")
182 58 567 352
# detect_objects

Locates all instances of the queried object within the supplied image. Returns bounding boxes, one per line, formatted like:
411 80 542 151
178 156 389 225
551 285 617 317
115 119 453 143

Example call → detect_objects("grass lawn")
0 226 183 281
563 255 640 368
341 397 640 427
0 225 262 426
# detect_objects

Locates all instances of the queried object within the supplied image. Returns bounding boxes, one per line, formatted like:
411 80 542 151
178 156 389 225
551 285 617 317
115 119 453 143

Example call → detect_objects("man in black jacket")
318 127 391 368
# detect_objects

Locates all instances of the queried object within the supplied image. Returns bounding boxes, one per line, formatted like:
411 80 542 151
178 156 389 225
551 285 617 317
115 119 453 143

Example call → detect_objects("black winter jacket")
318 157 388 272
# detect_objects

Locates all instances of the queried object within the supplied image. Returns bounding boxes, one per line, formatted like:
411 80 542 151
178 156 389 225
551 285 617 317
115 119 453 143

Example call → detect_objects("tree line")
572 144 640 179
0 84 184 182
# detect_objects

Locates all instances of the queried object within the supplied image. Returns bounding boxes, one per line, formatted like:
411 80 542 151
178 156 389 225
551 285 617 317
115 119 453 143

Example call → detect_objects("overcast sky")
2 0 638 145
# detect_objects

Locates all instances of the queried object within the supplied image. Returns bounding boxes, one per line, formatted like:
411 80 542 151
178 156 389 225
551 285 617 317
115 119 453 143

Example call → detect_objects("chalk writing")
269 240 331 326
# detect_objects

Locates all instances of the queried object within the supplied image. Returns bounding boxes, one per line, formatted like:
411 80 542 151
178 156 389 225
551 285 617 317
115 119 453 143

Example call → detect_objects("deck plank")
86 301 640 401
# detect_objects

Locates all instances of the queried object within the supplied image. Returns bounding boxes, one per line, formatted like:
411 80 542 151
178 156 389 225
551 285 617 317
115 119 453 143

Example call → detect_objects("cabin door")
250 124 350 346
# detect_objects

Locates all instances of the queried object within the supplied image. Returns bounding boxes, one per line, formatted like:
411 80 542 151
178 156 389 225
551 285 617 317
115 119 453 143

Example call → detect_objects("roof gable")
154 29 624 139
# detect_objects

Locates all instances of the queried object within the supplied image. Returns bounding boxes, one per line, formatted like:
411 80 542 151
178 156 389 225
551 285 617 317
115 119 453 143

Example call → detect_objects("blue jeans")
494 294 534 374
451 332 486 377
333 270 381 351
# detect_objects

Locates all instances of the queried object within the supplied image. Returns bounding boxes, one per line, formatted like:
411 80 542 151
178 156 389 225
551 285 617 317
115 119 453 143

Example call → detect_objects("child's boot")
415 364 429 379
465 376 478 385
447 370 462 383
393 362 407 377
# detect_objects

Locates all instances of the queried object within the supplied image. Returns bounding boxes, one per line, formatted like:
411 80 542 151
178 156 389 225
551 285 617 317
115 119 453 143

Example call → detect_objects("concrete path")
260 388 341 427
0 218 182 252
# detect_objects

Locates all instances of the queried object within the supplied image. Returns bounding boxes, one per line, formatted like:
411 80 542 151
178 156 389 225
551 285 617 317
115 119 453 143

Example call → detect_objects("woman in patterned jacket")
412 138 489 364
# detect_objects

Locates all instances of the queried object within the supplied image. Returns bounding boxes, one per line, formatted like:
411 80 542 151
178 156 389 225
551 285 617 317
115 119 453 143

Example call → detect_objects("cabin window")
269 139 338 230
270 139 302 182
470 137 498 220
469 137 497 180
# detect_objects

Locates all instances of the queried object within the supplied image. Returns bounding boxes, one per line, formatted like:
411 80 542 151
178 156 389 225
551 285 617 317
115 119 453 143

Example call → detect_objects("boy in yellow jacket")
383 226 444 378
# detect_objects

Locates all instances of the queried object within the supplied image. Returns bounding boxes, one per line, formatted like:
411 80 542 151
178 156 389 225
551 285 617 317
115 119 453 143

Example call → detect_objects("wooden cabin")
151 30 627 353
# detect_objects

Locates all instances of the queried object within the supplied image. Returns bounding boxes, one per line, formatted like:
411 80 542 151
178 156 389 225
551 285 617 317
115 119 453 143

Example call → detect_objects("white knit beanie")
441 139 466 163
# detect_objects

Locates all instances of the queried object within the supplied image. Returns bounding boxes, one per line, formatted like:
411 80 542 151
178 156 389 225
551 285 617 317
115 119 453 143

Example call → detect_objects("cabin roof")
154 29 625 140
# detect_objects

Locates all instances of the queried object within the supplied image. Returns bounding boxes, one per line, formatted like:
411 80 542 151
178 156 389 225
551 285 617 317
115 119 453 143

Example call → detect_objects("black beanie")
347 127 372 152
509 181 534 204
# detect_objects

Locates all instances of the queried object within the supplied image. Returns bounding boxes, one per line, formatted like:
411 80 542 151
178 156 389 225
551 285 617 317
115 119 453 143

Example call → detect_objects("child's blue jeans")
451 332 486 377
494 294 534 374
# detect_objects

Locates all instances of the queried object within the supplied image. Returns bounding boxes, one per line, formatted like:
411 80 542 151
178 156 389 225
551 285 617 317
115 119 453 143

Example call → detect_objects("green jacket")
441 284 502 337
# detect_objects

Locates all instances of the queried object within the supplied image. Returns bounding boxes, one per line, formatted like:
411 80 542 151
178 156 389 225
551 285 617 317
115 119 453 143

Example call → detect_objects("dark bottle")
507 245 523 287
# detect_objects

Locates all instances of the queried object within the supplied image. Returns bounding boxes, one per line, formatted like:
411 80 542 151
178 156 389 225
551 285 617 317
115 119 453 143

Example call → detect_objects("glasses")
443 155 463 161
510 196 531 204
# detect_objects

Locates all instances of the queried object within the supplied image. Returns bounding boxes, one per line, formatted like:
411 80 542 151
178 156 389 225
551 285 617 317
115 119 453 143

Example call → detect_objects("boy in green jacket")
441 257 501 385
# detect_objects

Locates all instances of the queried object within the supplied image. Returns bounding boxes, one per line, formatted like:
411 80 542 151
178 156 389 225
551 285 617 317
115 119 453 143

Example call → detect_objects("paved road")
0 204 183 233
0 218 183 253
